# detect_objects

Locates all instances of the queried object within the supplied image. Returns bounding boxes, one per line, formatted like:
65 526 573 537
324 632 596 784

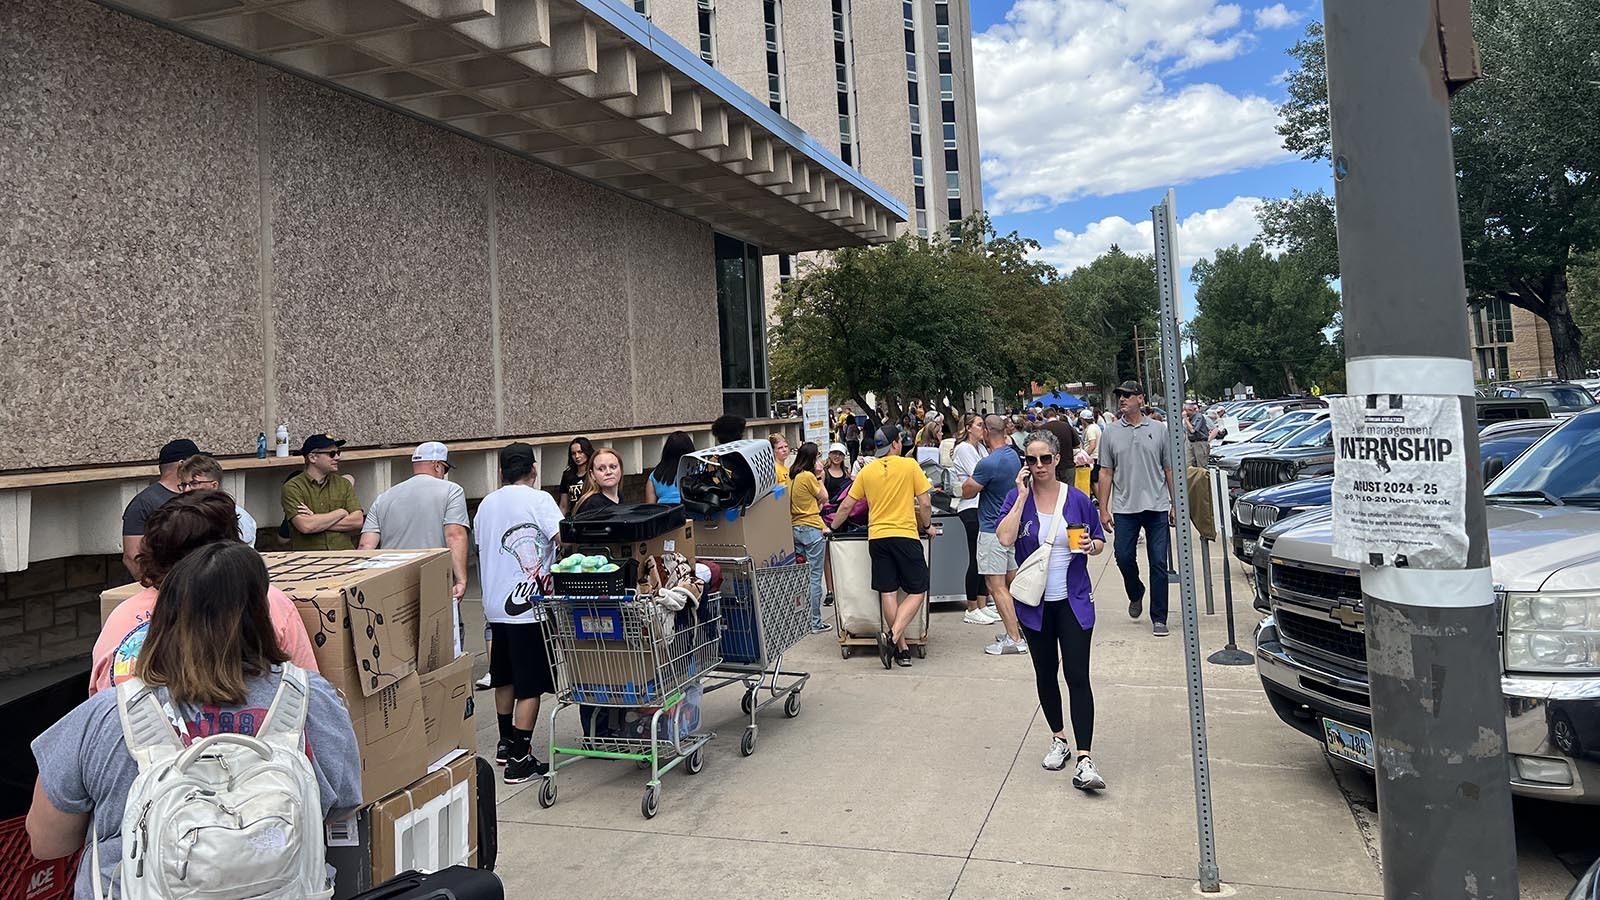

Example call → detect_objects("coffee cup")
1067 523 1089 553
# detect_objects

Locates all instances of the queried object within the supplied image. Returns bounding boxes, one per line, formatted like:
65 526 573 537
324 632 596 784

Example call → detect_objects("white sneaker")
963 609 993 625
1042 736 1072 771
977 607 1002 624
1073 755 1107 791
474 673 492 691
984 636 1028 655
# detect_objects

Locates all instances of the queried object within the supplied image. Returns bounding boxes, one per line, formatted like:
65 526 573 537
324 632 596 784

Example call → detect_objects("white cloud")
974 0 1291 215
1033 196 1268 274
1253 4 1300 29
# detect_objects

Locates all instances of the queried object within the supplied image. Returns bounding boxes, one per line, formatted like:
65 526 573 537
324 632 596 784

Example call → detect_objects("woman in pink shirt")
91 490 318 694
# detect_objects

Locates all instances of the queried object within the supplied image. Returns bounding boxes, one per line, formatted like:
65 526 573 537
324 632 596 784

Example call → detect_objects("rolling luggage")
474 757 497 872
560 503 685 542
347 867 503 899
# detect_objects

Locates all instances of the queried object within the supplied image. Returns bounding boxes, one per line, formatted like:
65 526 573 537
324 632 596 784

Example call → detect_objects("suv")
1491 379 1598 418
1235 418 1336 495
1253 407 1600 802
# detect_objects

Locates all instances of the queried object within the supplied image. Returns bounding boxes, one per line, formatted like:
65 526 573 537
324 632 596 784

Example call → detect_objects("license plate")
1242 538 1257 559
1323 718 1375 769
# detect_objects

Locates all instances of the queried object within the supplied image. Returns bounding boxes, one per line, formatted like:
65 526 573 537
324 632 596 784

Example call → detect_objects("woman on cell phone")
995 429 1108 792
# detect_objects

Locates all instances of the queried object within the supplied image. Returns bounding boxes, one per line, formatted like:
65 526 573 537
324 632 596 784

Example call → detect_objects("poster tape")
1347 356 1475 397
1362 564 1494 608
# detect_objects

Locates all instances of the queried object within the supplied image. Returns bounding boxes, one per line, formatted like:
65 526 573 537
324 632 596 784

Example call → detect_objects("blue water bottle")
256 432 268 458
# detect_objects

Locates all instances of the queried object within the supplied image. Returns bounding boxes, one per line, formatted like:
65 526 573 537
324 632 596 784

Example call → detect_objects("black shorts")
489 621 556 699
869 537 930 594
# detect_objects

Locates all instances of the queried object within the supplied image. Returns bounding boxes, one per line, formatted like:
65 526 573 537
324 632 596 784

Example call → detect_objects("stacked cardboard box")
692 490 796 567
326 754 478 898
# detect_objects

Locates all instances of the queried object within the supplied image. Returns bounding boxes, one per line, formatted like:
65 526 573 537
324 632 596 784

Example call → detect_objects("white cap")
411 441 449 462
828 442 848 456
1079 408 1094 420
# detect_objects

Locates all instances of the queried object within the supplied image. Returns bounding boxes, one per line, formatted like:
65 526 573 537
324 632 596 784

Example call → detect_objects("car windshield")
1240 405 1276 422
1479 435 1541 465
1517 385 1596 411
1281 419 1333 448
1487 413 1600 501
1252 420 1310 445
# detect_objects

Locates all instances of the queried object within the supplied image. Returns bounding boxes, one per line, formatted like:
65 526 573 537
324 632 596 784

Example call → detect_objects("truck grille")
1276 608 1367 664
1272 563 1362 604
1240 458 1291 491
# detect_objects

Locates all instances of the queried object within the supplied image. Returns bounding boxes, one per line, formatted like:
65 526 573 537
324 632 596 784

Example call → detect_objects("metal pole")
1152 190 1221 893
1323 4 1515 898
1200 537 1215 615
1207 523 1253 666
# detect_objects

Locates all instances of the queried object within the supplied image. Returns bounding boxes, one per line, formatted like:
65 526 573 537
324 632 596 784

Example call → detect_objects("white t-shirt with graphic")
473 484 564 624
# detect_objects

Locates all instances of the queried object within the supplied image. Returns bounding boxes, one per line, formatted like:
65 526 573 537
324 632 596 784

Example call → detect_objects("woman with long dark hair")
28 542 362 897
788 441 832 633
952 413 995 626
646 431 694 504
558 436 595 516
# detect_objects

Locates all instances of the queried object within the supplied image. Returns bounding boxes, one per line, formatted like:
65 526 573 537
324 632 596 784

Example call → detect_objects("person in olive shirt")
281 433 364 550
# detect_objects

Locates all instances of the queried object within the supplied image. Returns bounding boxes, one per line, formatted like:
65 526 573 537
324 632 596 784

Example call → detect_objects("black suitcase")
348 867 503 899
474 757 497 872
559 502 686 543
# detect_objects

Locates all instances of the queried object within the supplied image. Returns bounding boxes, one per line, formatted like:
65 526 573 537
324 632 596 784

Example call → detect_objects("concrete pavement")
462 530 1582 899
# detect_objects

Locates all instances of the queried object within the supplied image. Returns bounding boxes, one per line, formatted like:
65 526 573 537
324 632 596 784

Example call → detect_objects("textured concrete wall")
779 0 843 154
853 0 916 219
1 1 719 471
644 2 703 58
0 555 127 676
713 0 770 103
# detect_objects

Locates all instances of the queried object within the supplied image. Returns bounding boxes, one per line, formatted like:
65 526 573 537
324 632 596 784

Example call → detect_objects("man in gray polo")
360 441 472 647
1096 382 1176 637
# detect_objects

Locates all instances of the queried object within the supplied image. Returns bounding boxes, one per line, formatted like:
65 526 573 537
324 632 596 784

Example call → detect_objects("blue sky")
966 0 1335 319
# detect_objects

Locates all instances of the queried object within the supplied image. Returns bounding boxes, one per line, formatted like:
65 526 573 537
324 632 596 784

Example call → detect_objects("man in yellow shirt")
830 425 933 669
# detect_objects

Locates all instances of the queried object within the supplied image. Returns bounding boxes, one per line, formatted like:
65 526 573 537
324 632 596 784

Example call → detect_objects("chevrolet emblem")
1331 606 1362 628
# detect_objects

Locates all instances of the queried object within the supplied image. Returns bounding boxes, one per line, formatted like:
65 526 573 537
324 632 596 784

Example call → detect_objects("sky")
968 0 1334 320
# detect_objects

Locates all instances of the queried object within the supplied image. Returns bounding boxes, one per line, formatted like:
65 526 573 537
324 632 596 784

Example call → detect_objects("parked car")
1233 418 1336 496
1571 856 1600 900
1491 379 1598 418
1252 407 1600 803
1218 408 1324 445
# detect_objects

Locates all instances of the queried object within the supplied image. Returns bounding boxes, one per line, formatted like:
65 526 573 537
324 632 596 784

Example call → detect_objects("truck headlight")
1503 591 1600 673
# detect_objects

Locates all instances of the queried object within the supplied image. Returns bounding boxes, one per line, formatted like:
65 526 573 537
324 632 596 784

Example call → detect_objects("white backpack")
94 664 331 900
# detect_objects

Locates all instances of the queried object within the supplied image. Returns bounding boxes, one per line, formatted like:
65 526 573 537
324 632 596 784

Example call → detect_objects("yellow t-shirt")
790 470 826 529
847 456 932 540
773 458 791 488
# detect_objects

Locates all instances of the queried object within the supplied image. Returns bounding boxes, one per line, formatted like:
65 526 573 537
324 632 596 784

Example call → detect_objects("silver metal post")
1152 189 1221 893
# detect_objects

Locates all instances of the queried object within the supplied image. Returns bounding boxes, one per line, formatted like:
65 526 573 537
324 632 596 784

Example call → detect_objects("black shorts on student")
489 620 556 698
869 536 930 594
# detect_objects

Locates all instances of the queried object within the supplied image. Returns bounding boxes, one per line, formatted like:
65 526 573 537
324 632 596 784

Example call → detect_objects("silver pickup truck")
1252 406 1600 802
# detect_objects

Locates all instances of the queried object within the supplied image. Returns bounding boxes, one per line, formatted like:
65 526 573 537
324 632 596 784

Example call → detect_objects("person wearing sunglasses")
360 442 471 608
995 429 1108 791
281 433 364 551
176 453 257 544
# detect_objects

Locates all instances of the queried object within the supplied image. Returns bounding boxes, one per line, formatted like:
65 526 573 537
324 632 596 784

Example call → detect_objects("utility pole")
1323 3 1516 898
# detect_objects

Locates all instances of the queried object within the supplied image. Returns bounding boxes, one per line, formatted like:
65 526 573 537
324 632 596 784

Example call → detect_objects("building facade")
1468 298 1557 382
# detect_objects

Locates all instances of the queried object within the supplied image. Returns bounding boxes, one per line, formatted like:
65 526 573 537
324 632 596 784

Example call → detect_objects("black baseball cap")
295 433 345 456
873 425 902 458
500 441 536 469
158 439 202 466
1113 380 1146 397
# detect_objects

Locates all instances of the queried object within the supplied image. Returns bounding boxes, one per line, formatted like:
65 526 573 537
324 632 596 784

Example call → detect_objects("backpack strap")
114 676 185 772
257 663 311 751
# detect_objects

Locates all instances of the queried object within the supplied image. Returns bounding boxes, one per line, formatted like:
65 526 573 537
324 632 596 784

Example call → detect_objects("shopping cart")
536 593 720 819
699 555 813 757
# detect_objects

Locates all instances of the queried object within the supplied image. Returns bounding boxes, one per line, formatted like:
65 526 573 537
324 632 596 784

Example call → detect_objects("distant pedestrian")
558 437 594 517
1080 409 1103 494
646 431 694 504
712 414 747 445
1041 409 1081 488
768 432 792 488
995 429 1107 790
964 415 1027 656
1096 382 1176 637
281 434 364 551
176 454 256 544
572 447 624 516
915 419 944 466
121 438 199 580
829 425 934 669
952 414 994 625
823 442 853 502
1183 401 1212 468
842 413 863 462
788 442 833 633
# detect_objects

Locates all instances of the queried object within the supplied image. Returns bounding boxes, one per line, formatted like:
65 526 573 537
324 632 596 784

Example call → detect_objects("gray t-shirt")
1189 410 1213 440
1098 417 1173 514
32 667 363 899
361 474 470 549
120 482 179 536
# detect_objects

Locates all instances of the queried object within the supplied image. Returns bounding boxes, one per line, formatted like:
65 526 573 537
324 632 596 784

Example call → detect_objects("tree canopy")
1188 244 1341 398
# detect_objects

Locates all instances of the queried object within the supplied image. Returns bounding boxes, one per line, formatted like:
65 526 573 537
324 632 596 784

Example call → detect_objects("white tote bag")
1008 486 1068 607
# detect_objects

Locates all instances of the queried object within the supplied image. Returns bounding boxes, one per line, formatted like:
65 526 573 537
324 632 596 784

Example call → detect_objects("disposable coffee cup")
1066 523 1090 553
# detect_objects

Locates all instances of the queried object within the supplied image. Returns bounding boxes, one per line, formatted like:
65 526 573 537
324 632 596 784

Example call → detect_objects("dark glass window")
914 186 926 208
936 4 950 26
908 82 920 105
945 149 960 170
904 30 916 53
910 134 922 156
939 53 952 75
948 198 963 221
716 234 770 416
941 99 956 121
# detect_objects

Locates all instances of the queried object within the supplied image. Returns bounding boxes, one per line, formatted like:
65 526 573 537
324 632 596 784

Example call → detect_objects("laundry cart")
700 555 813 757
828 532 930 661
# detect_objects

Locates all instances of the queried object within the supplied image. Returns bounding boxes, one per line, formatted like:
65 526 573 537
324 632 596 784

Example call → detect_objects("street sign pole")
1152 189 1221 893
1323 3 1516 897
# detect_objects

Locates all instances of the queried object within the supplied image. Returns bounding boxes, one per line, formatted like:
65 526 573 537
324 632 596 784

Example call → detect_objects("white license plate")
1323 718 1375 769
1242 538 1257 559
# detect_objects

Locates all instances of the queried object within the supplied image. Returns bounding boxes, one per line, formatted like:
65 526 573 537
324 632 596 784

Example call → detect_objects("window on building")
777 253 793 283
948 198 963 221
903 0 925 232
698 0 716 64
1485 296 1513 343
916 210 928 235
832 0 858 168
912 157 924 185
635 0 649 14
764 0 785 113
937 25 950 50
717 234 770 417
940 73 953 99
943 122 956 148
935 2 950 26
946 171 960 197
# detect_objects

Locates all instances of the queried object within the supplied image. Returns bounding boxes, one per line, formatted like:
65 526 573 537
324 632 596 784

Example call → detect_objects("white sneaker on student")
963 609 993 625
1042 736 1073 771
984 636 1028 655
1073 755 1107 791
977 607 1001 624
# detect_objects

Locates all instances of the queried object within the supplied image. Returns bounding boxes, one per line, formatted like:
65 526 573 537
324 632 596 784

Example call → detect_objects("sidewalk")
462 533 1575 899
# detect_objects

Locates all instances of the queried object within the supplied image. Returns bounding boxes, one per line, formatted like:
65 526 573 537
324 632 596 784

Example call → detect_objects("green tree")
1059 246 1159 402
1572 250 1600 370
1258 189 1339 282
1274 5 1600 377
1189 244 1341 397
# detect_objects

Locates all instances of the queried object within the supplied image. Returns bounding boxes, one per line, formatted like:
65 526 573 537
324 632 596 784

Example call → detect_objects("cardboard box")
341 672 428 804
692 491 795 568
587 521 697 567
100 582 143 624
325 754 478 899
419 653 475 769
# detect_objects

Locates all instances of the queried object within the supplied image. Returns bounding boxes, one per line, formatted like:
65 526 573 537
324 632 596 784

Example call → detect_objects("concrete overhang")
93 0 908 254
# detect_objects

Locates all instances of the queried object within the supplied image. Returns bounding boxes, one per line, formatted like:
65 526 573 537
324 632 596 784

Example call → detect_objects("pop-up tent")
1029 390 1089 409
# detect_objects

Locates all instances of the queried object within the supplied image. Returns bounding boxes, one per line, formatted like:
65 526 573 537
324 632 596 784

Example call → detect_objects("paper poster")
801 388 830 444
1330 395 1469 569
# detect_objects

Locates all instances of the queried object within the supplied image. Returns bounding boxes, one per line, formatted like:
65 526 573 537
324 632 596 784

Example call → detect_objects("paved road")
461 531 1592 898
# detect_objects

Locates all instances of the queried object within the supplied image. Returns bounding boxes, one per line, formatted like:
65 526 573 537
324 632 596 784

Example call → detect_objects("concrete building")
0 0 912 674
1468 298 1557 382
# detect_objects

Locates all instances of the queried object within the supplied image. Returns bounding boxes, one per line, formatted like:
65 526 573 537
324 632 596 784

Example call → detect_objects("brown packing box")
370 754 478 883
340 671 428 804
418 653 475 768
693 491 796 568
587 521 697 568
100 582 143 624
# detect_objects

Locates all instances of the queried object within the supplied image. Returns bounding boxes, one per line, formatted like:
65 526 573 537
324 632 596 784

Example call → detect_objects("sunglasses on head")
1024 454 1055 466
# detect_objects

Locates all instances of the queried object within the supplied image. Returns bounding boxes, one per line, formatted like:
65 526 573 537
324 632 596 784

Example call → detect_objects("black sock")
497 713 513 742
512 727 534 758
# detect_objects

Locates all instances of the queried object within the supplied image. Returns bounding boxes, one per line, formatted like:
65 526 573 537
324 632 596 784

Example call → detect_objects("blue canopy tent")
1029 390 1089 409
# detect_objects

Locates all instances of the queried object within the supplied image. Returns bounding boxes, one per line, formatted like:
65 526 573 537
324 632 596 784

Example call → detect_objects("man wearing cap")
359 442 471 604
1080 408 1103 493
121 438 201 579
1096 382 1177 637
1183 400 1213 468
829 424 934 669
281 433 364 551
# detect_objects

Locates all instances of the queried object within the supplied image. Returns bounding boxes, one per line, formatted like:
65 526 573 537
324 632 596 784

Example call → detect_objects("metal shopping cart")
536 593 721 818
699 555 813 757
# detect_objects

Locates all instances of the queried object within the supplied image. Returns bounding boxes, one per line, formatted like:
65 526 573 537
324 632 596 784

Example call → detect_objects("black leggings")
1021 601 1095 750
958 507 984 602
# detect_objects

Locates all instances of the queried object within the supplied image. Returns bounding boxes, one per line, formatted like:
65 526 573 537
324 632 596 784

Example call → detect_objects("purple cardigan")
999 485 1105 631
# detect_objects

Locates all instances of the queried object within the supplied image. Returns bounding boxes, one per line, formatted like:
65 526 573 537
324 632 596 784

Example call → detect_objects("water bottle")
275 423 290 457
256 432 268 459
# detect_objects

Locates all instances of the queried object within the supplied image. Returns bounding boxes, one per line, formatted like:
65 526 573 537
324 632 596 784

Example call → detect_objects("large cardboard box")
100 582 143 624
343 673 427 803
692 491 795 567
419 653 475 769
588 520 697 567
326 754 478 899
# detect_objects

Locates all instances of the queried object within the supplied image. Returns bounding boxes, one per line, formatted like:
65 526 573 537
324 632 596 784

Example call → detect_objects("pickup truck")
1252 406 1600 802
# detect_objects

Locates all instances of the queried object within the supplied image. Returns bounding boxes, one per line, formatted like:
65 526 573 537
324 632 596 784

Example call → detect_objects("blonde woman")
572 447 624 516
768 432 792 488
